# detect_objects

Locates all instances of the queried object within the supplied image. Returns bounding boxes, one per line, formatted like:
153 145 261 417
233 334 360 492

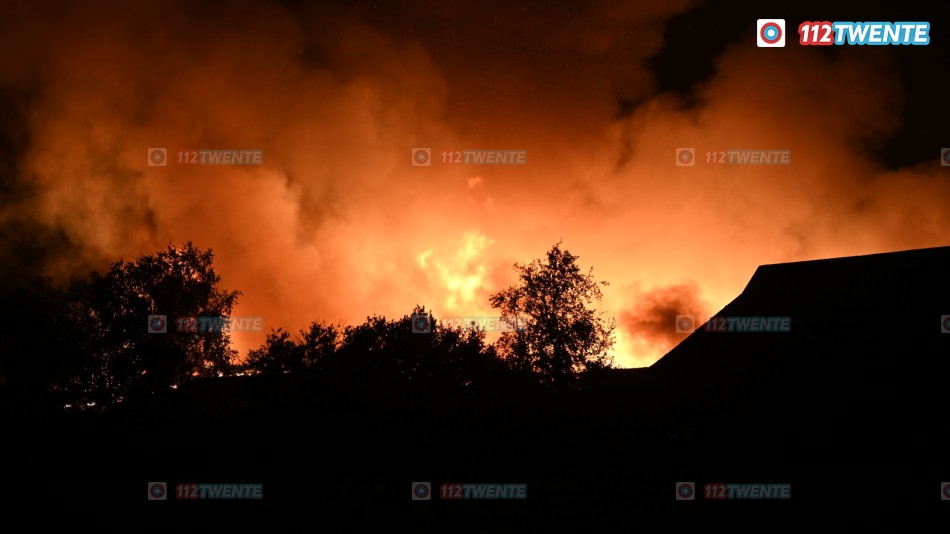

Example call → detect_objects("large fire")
2 2 949 368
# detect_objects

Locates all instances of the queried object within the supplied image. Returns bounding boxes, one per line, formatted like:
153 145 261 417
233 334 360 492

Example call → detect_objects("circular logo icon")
678 483 693 499
943 150 950 165
760 22 783 44
414 150 429 165
149 483 165 499
943 316 950 331
678 316 693 331
150 316 166 332
414 316 430 332
414 483 429 499
150 150 165 165
678 150 693 164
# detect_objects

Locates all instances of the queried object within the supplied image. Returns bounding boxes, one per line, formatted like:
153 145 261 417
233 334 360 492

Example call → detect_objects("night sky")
1 0 947 367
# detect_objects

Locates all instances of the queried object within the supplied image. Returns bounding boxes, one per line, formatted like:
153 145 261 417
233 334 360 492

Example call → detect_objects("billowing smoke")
618 282 710 366
1 1 948 367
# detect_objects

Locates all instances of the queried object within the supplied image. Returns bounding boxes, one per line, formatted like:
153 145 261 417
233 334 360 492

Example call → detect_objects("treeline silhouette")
1 241 634 506
0 243 238 417
4 242 948 510
0 241 618 421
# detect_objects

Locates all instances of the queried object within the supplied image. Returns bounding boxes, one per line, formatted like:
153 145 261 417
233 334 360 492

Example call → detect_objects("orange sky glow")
3 1 949 367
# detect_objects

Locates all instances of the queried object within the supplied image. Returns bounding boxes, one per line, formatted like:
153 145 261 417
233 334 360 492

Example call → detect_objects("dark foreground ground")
3 365 948 522
5 247 950 522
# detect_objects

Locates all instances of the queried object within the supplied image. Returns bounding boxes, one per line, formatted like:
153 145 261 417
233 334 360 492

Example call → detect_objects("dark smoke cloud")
619 281 710 362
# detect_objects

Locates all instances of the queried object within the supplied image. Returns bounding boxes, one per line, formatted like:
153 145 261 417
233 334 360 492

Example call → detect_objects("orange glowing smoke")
1 1 948 367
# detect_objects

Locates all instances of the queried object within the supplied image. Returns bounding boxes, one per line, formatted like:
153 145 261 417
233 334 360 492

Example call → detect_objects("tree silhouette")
104 243 238 399
244 329 302 375
304 305 504 395
489 242 615 390
244 322 341 375
37 243 239 410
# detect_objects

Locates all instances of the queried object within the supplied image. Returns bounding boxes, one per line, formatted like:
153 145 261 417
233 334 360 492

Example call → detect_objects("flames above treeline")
1 2 948 367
